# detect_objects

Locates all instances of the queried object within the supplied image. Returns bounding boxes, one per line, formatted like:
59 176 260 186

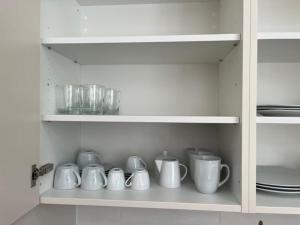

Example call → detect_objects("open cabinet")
249 0 300 214
1 0 250 224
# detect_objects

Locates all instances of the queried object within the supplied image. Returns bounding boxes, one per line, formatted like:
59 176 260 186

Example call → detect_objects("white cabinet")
249 0 300 215
13 0 300 224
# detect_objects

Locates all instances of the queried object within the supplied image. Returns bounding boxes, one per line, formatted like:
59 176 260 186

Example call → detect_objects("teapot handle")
179 163 188 181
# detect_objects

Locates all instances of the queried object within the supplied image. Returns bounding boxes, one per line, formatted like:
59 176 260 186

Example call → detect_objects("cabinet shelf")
42 34 240 65
256 192 300 214
42 115 240 124
40 182 241 212
258 32 300 63
258 32 300 40
76 0 216 5
256 117 300 125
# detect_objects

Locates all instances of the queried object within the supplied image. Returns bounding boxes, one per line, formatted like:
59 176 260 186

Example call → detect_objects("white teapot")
154 151 187 188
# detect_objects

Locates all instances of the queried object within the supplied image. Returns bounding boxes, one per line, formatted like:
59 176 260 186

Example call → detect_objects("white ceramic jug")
155 157 187 188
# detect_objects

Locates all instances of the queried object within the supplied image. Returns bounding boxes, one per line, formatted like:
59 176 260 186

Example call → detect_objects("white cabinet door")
0 0 40 224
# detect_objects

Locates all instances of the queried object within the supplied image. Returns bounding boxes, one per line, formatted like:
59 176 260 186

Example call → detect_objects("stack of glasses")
56 84 121 115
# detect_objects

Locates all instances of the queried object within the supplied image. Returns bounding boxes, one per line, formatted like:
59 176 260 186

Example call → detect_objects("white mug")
185 147 214 181
125 168 150 191
76 150 101 171
81 164 108 191
194 155 230 194
107 168 125 191
54 164 81 190
125 155 147 173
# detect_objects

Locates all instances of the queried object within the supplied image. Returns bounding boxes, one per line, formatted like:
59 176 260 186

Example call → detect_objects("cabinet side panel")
0 0 40 224
40 46 82 194
41 0 81 37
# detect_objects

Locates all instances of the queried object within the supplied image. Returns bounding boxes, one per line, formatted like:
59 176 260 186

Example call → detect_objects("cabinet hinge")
31 163 54 187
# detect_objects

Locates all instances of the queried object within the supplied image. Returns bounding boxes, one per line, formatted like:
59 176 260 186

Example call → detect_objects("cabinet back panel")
81 64 219 116
258 0 300 32
79 2 219 36
257 63 300 105
80 123 219 172
257 125 300 169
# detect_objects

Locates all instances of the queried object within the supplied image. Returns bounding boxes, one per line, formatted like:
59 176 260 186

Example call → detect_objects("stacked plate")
257 105 300 117
257 166 300 194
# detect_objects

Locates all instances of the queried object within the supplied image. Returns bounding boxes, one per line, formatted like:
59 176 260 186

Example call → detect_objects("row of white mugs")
54 163 150 191
54 148 230 194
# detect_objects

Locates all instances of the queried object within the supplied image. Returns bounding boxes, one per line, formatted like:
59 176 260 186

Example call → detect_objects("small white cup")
194 155 230 194
126 156 147 173
185 147 214 181
54 164 81 190
107 168 125 191
81 164 108 191
125 168 150 191
76 150 101 171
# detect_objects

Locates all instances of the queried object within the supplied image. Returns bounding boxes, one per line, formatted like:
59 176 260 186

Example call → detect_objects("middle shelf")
41 181 241 212
42 115 240 124
42 34 240 64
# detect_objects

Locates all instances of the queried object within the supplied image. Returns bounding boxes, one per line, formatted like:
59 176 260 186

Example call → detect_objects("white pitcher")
155 158 187 188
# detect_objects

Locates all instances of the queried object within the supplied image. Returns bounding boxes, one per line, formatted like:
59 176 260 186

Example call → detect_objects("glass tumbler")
56 85 81 114
103 88 121 115
81 84 105 114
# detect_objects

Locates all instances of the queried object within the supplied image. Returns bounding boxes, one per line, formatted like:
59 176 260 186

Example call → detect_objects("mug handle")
99 170 108 187
72 169 81 187
139 158 147 169
219 164 230 187
125 173 134 187
179 163 188 181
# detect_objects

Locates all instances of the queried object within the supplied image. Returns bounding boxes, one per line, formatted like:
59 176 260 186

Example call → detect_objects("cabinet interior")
38 0 245 213
255 0 300 213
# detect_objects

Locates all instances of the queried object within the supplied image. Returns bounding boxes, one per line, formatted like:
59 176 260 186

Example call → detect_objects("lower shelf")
40 181 241 212
256 192 300 214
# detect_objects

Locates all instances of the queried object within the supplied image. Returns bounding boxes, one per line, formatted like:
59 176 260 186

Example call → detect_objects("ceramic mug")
185 147 214 181
194 155 230 194
81 164 108 190
107 168 125 191
125 168 150 191
125 155 147 173
54 164 81 190
76 150 101 171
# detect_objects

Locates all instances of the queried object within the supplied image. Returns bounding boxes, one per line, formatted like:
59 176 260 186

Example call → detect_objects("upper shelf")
42 34 240 65
258 32 300 63
76 0 217 5
42 115 240 124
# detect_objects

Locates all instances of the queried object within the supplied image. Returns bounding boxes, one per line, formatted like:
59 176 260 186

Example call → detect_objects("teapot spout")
155 160 162 173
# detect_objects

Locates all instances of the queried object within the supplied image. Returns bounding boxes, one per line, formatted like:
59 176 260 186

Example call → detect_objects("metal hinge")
31 163 54 187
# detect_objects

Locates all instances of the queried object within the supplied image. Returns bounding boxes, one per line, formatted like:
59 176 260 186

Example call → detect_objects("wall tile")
77 206 121 225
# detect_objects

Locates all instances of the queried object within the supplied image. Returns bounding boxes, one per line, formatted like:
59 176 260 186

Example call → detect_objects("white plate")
256 184 300 191
257 186 300 194
257 109 300 117
257 166 300 187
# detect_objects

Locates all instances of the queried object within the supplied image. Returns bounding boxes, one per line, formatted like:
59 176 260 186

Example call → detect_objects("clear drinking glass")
103 88 121 115
81 84 105 114
56 85 81 114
